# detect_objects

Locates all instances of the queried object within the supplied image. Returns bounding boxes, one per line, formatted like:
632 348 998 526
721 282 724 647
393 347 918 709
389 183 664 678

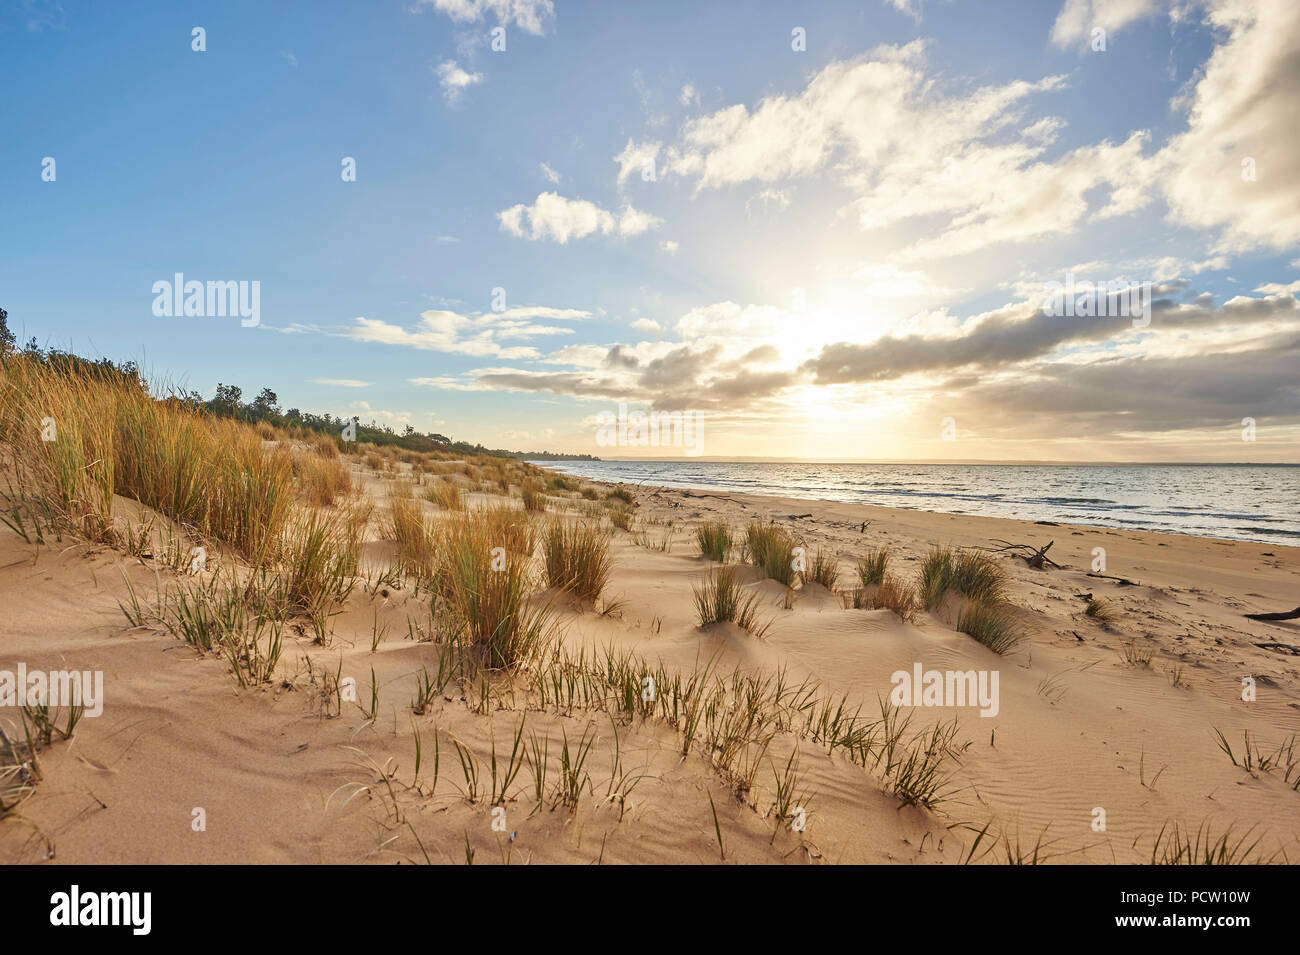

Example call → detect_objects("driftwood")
1244 607 1300 622
679 489 748 507
1087 572 1137 586
988 539 1063 570
1255 642 1300 656
784 513 813 520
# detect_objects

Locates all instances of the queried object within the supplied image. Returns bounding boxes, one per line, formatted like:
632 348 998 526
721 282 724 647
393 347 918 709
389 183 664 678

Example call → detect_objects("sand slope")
3 473 1298 864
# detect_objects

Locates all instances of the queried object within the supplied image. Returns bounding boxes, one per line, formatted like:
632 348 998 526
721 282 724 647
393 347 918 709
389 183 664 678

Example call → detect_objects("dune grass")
541 519 612 602
856 547 890 588
919 547 1007 611
695 520 733 562
386 488 439 582
296 451 352 507
0 355 296 562
1084 596 1115 621
521 480 546 513
605 487 634 506
744 521 799 587
608 505 635 531
1146 820 1282 865
854 573 919 622
806 548 839 589
423 479 464 511
692 565 771 637
954 597 1020 654
438 510 554 669
284 506 360 635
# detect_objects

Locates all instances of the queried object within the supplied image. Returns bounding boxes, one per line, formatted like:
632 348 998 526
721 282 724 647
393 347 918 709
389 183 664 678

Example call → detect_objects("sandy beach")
4 455 1297 866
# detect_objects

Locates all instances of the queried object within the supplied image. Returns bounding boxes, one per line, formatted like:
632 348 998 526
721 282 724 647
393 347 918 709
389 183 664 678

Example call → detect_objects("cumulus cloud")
626 43 1168 261
1154 0 1300 252
498 192 662 242
614 8 1298 262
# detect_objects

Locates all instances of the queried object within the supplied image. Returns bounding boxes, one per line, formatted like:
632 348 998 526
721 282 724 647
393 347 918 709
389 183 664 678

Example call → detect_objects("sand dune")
3 462 1298 865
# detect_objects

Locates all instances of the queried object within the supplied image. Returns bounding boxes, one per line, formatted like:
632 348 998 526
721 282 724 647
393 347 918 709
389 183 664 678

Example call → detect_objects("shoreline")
534 462 1300 549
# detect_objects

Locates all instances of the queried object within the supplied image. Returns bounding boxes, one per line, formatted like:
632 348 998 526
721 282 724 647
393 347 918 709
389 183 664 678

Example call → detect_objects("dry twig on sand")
986 539 1063 570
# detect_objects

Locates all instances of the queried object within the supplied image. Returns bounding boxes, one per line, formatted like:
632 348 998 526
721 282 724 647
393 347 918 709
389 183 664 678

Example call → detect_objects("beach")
4 460 1297 865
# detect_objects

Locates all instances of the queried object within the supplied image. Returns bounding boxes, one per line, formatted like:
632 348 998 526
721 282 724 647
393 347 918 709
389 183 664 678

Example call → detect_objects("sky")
2 0 1298 463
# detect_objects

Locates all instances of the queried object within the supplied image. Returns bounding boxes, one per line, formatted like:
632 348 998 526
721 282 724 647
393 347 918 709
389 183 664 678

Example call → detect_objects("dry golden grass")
385 487 438 581
0 356 295 563
423 479 464 511
541 519 612 602
296 452 352 507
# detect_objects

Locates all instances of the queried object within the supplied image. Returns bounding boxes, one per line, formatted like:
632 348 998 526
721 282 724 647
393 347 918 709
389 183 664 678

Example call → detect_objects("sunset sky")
2 0 1297 462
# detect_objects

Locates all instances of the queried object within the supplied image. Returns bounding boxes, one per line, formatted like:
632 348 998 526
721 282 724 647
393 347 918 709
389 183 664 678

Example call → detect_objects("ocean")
532 460 1300 546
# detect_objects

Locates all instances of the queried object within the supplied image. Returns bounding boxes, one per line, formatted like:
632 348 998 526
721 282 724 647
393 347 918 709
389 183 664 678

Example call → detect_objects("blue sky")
2 0 1297 461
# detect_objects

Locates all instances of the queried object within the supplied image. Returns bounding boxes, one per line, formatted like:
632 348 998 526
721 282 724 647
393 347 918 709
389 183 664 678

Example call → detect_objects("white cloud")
414 0 554 34
280 51 298 68
409 376 485 391
886 0 923 21
1050 0 1162 47
660 240 679 254
640 43 1161 261
680 83 700 108
346 304 588 358
539 161 561 185
1154 0 1300 252
631 318 662 332
311 378 371 388
614 138 661 186
497 305 593 320
498 192 662 243
435 60 483 104
1253 279 1300 295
